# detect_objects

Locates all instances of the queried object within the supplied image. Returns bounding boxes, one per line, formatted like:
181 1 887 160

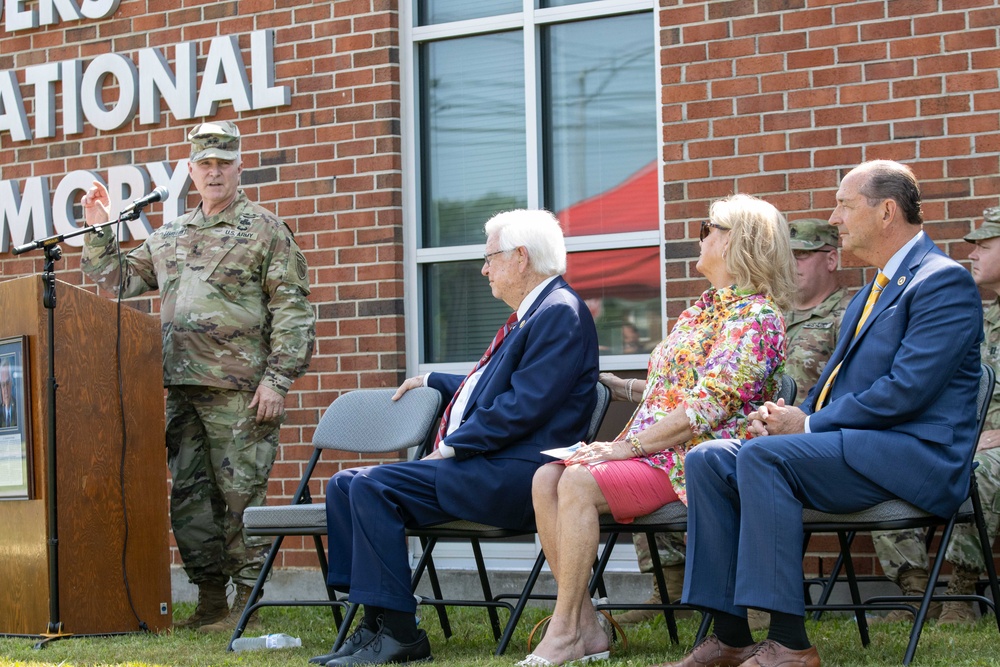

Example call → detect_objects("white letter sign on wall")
24 62 61 138
0 178 53 253
3 0 118 31
252 29 290 109
0 70 30 141
139 42 197 124
81 53 139 131
39 0 82 26
78 0 119 20
194 35 252 117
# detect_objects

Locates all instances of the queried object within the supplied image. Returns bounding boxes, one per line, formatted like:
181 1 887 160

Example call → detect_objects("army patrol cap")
964 207 1000 242
189 121 241 162
789 218 839 251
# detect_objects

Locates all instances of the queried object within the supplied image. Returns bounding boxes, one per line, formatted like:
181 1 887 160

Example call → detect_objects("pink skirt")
583 458 680 523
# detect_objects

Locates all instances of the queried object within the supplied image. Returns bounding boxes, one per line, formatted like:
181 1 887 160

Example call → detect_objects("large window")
402 0 661 571
405 0 661 373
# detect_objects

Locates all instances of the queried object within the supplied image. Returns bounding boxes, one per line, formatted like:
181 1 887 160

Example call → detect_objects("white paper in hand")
541 442 583 460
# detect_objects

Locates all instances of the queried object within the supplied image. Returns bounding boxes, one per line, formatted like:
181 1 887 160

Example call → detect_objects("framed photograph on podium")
0 336 32 500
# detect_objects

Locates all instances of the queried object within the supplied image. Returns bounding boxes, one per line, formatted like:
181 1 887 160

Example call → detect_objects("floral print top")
617 285 786 505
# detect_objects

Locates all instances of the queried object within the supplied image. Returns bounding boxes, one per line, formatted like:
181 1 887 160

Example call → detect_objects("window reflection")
423 261 511 363
544 14 657 235
565 247 662 355
421 33 527 248
418 0 521 25
423 248 662 364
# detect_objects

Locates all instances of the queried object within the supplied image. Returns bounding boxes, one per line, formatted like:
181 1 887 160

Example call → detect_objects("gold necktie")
815 272 890 409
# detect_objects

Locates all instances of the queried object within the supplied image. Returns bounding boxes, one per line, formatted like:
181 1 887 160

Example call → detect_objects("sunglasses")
699 220 729 242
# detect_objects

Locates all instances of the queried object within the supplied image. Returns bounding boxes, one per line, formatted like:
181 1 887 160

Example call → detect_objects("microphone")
119 185 169 219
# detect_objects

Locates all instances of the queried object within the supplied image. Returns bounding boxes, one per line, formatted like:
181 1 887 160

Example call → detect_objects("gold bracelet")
626 433 646 457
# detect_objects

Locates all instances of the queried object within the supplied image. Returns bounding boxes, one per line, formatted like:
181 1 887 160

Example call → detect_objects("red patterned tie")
434 311 519 449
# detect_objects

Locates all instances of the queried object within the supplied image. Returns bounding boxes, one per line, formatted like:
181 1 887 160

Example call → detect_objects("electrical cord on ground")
114 221 151 633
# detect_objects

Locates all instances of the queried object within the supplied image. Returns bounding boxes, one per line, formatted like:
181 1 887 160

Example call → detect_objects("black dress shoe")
325 626 432 666
309 626 377 664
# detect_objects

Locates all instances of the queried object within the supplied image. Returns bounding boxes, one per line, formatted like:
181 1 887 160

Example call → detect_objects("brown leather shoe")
650 635 756 667
737 640 820 667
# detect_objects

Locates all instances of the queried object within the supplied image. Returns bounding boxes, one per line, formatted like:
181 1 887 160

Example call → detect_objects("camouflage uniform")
81 182 314 588
785 287 851 404
873 216 1000 583
632 532 686 571
785 219 849 404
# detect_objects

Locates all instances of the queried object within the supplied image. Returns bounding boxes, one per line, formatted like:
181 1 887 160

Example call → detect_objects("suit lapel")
809 234 935 411
462 277 567 417
838 234 935 359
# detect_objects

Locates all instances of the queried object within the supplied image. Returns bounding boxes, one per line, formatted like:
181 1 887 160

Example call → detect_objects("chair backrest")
776 373 797 405
975 362 995 433
586 381 612 443
313 387 443 454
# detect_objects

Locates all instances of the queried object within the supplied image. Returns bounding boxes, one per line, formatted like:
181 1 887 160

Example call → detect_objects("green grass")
1 604 999 666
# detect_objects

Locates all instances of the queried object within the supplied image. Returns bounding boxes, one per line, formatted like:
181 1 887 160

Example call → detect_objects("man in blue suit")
664 161 983 667
314 209 599 666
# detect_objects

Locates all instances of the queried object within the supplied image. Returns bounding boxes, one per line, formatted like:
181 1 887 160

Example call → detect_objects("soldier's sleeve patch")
294 250 308 281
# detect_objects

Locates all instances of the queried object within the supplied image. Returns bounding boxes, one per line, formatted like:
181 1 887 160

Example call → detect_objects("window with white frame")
401 0 661 569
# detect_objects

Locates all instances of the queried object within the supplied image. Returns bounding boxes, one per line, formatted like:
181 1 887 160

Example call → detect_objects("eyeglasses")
699 220 729 242
483 250 507 267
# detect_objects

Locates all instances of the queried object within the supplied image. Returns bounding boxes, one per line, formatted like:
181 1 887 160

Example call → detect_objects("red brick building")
1 0 998 583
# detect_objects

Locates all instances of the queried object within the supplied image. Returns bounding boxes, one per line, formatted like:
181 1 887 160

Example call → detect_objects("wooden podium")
0 275 173 635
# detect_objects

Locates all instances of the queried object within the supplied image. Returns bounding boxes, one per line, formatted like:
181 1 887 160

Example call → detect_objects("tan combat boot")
938 566 980 625
615 564 688 624
198 583 260 634
175 582 229 629
871 567 942 623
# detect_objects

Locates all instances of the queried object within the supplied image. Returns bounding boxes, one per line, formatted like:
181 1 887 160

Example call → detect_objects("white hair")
483 209 567 276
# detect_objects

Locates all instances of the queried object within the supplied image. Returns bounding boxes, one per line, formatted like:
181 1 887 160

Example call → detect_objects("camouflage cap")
964 207 1000 242
188 121 240 162
789 218 839 251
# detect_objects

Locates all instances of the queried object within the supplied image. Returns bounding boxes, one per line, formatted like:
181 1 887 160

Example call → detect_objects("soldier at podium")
80 121 316 633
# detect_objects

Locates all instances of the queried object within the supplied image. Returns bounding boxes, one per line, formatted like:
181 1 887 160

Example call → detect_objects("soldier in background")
870 208 1000 624
80 121 316 633
615 219 851 627
784 219 852 402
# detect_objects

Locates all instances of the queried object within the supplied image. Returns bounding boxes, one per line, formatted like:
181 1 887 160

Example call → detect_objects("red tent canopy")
558 161 660 300
556 161 658 237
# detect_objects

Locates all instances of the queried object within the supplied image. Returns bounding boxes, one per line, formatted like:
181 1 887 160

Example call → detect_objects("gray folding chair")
226 387 444 651
801 363 1000 665
328 381 612 655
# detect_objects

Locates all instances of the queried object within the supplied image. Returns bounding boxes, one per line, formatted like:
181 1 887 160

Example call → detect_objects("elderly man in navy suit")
662 161 983 667
313 209 600 666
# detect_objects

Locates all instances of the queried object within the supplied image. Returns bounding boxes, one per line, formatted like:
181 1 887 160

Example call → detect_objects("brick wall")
659 0 1000 576
0 0 405 570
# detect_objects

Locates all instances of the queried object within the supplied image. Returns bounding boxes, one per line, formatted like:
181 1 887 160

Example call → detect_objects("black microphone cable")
112 212 151 633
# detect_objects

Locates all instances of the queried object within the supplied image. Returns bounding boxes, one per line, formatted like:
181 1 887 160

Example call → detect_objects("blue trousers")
325 460 453 614
683 433 897 616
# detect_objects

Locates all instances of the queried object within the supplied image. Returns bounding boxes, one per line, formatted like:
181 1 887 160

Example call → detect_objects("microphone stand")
11 205 147 648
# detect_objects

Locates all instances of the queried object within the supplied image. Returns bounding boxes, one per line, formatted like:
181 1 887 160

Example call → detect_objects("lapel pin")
519 321 525 328
897 276 906 286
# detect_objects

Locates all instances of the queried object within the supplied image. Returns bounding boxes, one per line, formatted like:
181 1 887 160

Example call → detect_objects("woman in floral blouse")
519 193 796 667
